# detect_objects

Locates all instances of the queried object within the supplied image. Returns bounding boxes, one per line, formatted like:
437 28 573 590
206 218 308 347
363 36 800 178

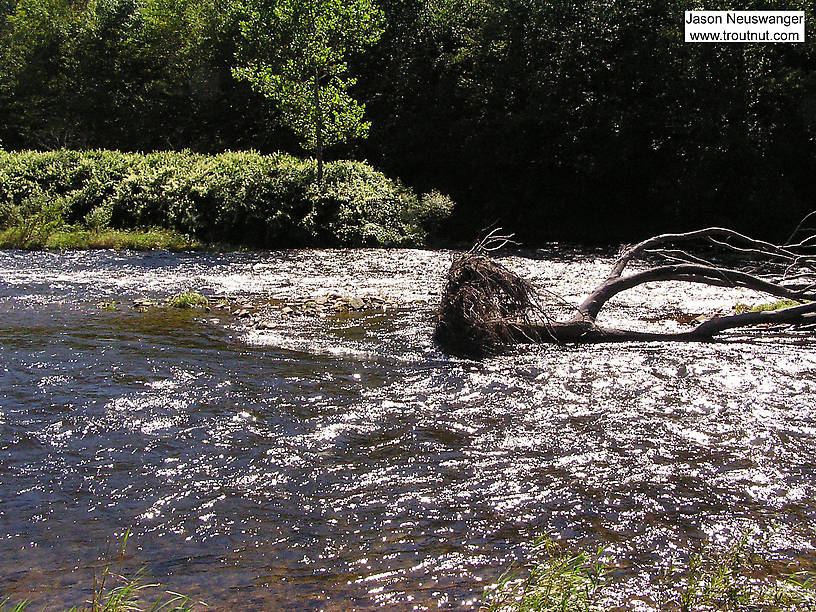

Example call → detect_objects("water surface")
1 248 815 610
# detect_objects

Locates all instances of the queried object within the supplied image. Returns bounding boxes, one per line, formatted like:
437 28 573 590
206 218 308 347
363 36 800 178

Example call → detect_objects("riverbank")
0 225 203 251
0 150 453 249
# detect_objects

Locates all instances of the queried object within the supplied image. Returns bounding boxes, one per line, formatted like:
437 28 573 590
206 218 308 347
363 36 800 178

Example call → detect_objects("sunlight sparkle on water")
3 248 816 610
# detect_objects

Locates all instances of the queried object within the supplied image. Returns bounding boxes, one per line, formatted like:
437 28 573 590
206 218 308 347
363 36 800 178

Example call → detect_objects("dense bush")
0 150 454 247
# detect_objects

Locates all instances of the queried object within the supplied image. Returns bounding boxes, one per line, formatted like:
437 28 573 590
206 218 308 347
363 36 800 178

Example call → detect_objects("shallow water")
1 248 815 610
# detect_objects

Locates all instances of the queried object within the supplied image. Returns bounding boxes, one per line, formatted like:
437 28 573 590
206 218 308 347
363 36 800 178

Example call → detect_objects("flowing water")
1 248 815 610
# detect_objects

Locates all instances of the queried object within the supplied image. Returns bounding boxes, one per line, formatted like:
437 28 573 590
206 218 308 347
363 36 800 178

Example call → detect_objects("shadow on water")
1 249 816 609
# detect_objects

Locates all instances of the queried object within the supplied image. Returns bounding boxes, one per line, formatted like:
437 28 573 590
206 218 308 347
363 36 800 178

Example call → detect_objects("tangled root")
434 254 546 359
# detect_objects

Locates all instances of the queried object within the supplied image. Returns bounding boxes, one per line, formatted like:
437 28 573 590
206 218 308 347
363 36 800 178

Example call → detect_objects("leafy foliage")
167 291 209 308
0 0 281 152
356 0 816 242
234 0 384 182
0 149 453 247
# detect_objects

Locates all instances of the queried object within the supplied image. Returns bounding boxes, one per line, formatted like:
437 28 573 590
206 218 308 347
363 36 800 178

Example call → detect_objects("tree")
0 0 85 148
234 0 384 185
434 221 816 359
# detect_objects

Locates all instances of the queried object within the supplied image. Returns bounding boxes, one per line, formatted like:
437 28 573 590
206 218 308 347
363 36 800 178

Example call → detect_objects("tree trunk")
314 66 323 186
433 221 816 358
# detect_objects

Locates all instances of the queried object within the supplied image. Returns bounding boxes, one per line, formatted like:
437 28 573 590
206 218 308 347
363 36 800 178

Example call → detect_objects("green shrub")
0 200 22 228
84 202 113 232
167 291 209 309
0 150 454 247
0 192 66 248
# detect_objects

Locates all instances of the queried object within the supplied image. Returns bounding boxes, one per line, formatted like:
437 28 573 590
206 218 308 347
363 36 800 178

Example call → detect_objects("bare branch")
435 214 816 358
785 211 816 246
469 227 520 254
646 248 720 268
611 227 808 278
576 263 816 322
691 301 816 337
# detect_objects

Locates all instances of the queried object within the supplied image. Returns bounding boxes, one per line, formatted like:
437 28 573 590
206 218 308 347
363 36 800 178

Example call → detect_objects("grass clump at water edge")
481 538 609 612
0 190 201 251
44 227 202 251
0 579 200 612
0 530 205 612
166 291 209 309
0 224 201 252
482 535 816 611
658 534 816 611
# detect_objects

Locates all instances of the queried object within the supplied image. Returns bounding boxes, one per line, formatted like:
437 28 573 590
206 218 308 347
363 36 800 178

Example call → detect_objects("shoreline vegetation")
0 530 204 612
481 536 816 612
0 150 454 251
3 534 814 612
0 226 203 251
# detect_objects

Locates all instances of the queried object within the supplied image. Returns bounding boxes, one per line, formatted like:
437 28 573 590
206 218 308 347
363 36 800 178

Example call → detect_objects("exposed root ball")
434 254 541 359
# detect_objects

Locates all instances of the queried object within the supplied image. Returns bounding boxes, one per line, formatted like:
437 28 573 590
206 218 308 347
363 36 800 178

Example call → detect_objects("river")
1 248 815 610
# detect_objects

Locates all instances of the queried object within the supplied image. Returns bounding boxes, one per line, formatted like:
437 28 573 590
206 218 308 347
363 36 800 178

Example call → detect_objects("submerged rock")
247 292 400 324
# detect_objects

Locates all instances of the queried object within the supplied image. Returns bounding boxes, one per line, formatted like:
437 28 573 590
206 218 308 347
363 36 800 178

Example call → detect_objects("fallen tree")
434 220 816 358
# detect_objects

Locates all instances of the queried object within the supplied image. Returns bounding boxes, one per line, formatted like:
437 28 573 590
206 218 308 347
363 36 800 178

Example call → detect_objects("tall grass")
482 538 609 612
0 226 201 251
482 536 816 612
658 535 816 612
0 531 205 612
